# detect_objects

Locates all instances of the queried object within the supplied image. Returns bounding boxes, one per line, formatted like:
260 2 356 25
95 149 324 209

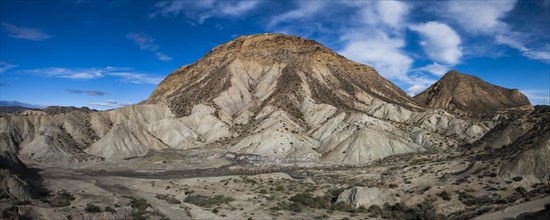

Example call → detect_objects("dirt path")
473 196 550 220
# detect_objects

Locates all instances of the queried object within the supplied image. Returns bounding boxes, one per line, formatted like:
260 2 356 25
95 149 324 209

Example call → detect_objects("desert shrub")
289 202 303 212
276 185 285 191
1 206 18 219
155 194 181 204
128 197 155 220
368 204 383 216
51 190 76 207
85 203 101 213
259 189 268 194
381 201 444 220
512 176 523 182
515 187 527 196
437 191 451 200
332 201 353 212
462 195 493 206
105 206 116 213
130 198 151 211
184 195 234 207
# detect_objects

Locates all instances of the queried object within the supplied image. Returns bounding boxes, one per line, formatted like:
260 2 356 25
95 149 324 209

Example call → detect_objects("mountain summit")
414 70 533 117
146 34 419 118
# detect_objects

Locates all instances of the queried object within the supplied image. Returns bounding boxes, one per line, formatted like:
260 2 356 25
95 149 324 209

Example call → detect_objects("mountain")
0 34 493 166
146 34 420 116
0 101 44 109
414 70 533 117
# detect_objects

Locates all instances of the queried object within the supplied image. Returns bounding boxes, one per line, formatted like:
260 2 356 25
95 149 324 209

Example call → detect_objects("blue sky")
1 0 549 109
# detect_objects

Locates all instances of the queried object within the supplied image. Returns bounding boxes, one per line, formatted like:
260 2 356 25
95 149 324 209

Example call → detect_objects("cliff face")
414 70 533 117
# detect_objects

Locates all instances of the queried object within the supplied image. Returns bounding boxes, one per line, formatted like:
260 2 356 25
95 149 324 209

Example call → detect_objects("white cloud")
65 89 109 96
1 22 52 41
442 1 548 62
219 1 259 16
521 89 550 105
155 52 173 62
151 0 260 23
414 63 451 76
406 76 436 96
445 0 516 34
20 66 162 84
0 61 18 73
410 22 462 65
376 0 409 28
89 100 133 109
268 1 327 27
127 32 172 62
127 32 158 51
108 72 163 84
337 1 414 82
496 35 550 61
339 31 413 82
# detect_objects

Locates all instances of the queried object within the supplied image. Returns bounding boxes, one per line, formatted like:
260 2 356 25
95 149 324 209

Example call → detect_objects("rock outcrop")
336 187 400 208
414 70 533 117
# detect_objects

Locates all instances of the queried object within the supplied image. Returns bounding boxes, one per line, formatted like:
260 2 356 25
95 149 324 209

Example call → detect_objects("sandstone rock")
336 187 400 208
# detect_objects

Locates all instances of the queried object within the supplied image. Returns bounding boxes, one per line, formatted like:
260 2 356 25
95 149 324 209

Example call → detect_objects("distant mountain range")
0 101 44 109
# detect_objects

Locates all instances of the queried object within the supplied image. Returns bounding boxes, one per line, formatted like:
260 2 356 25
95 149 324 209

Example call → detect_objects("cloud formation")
445 0 515 34
65 89 109 96
20 66 163 84
414 63 452 77
443 0 549 62
410 21 462 65
127 32 172 62
1 22 52 41
521 89 550 105
150 0 260 23
0 61 18 73
89 100 133 109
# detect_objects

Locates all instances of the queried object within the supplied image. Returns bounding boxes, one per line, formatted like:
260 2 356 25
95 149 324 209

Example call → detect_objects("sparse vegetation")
129 197 153 220
85 203 101 213
105 206 116 213
184 194 234 207
50 190 76 207
155 194 181 204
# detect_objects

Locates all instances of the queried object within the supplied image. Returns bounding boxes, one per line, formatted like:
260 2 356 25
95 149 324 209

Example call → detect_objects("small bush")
129 198 152 220
156 194 181 204
512 176 523 182
368 205 383 216
105 206 116 213
437 191 451 201
332 201 353 212
130 198 151 211
85 203 101 213
289 193 332 210
289 202 302 212
276 185 285 191
51 191 76 207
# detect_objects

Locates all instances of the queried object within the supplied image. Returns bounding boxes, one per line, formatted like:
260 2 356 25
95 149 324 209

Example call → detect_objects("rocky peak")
147 33 419 117
414 70 533 117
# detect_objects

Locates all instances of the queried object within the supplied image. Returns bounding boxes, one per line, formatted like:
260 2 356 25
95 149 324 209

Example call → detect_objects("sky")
0 0 549 110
